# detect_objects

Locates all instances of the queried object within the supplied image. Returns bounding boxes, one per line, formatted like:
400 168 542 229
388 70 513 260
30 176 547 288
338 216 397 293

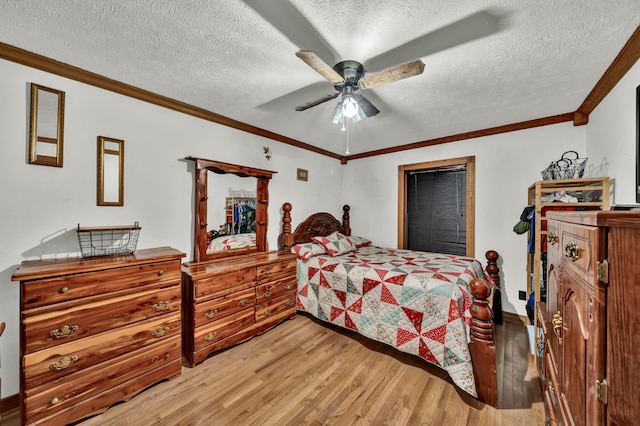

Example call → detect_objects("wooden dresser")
11 247 185 426
182 250 297 366
541 211 640 425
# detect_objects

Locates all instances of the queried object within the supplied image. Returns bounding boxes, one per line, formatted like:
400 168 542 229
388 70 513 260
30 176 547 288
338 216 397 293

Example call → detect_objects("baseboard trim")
502 311 530 326
0 393 19 414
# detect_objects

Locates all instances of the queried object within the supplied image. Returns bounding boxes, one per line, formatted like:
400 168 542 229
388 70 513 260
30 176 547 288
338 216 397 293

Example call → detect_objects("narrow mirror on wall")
28 83 65 167
97 136 124 206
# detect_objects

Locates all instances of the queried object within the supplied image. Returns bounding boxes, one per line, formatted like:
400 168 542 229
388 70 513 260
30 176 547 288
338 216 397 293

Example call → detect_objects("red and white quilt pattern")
296 245 492 397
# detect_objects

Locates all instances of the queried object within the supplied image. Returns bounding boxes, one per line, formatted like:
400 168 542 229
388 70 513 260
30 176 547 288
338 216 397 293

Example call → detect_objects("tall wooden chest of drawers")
182 251 297 366
541 211 640 425
11 247 185 425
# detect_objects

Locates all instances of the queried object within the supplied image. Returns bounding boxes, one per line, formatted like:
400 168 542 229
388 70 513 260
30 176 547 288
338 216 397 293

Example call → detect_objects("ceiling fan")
293 50 425 124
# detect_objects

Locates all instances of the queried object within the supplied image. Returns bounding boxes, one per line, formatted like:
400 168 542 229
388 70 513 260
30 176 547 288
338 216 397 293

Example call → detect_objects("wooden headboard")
278 203 351 250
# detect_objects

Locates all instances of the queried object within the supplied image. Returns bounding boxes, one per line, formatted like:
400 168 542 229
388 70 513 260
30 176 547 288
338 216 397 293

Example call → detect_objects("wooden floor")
2 314 544 425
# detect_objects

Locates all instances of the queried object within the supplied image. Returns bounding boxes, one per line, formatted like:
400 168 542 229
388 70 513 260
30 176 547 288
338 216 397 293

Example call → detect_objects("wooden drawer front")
255 292 296 325
24 313 180 388
257 260 296 284
546 220 561 260
193 309 254 351
194 268 256 299
193 288 255 328
560 223 597 281
24 337 180 425
23 284 180 353
255 276 296 304
22 260 180 309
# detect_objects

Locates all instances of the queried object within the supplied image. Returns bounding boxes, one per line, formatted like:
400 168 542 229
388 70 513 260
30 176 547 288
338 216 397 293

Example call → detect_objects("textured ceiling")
1 1 638 156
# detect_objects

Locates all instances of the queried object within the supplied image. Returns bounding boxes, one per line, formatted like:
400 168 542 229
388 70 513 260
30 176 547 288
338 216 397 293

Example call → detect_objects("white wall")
585 60 640 204
342 123 587 318
0 59 343 398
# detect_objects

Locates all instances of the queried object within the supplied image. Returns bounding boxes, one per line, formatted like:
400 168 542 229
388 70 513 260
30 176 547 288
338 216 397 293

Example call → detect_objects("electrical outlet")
518 290 527 301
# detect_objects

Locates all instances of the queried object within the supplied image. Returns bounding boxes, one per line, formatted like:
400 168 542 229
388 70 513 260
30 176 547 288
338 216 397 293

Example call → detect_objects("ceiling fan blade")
358 60 425 90
296 50 345 85
294 91 340 111
242 0 339 65
353 94 380 117
364 10 504 72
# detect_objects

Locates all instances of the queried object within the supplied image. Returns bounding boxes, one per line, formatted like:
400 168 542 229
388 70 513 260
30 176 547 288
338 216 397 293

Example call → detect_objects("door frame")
397 156 476 257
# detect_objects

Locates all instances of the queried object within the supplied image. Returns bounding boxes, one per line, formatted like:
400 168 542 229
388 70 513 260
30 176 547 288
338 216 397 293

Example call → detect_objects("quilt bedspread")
296 245 492 397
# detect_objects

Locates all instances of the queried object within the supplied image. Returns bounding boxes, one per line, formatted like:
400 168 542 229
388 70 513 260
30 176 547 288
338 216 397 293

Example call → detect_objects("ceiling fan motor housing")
333 60 364 89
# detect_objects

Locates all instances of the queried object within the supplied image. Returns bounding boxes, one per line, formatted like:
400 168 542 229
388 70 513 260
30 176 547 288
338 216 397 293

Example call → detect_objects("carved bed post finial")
342 205 351 236
485 250 502 324
278 202 294 251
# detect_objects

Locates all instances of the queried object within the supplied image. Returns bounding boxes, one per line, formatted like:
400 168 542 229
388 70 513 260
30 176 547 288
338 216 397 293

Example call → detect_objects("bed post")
468 277 498 407
485 250 502 324
342 205 351 236
278 202 294 250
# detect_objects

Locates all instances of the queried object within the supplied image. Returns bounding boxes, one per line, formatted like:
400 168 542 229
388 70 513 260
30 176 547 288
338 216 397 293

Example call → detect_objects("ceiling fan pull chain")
345 119 350 155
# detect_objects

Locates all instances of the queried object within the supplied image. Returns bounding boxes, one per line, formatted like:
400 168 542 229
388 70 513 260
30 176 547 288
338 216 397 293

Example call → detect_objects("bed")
278 203 500 406
206 231 256 252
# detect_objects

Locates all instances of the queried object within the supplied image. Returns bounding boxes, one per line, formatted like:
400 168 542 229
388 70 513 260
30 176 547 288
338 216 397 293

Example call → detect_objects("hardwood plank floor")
2 314 544 425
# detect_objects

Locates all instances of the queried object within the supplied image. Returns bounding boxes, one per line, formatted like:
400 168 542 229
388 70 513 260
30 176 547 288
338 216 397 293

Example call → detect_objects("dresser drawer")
193 309 254 351
255 292 296 326
23 283 180 353
24 313 180 388
193 288 255 328
23 337 181 425
560 223 598 281
255 276 296 304
257 259 296 283
22 260 180 309
194 268 256 299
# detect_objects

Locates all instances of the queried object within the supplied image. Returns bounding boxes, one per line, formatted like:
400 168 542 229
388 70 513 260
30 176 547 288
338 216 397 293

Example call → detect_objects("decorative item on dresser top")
278 202 500 406
181 250 297 367
540 210 640 425
11 247 185 426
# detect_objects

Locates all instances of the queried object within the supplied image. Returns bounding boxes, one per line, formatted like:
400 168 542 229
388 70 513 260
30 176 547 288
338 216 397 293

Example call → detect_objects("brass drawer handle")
238 298 249 307
50 355 78 371
547 231 558 245
263 290 272 298
152 327 169 338
262 308 272 317
204 331 218 341
50 397 60 405
49 325 78 339
564 241 579 261
285 283 292 291
552 312 563 344
205 309 219 319
59 286 69 294
152 301 170 312
284 299 294 307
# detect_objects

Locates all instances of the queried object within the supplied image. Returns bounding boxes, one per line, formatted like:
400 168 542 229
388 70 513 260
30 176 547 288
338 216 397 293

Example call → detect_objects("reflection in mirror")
97 136 124 206
29 83 65 167
207 173 257 253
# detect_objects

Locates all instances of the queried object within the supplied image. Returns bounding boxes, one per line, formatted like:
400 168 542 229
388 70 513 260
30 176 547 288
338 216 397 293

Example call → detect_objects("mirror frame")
186 156 276 262
28 83 65 167
97 136 125 206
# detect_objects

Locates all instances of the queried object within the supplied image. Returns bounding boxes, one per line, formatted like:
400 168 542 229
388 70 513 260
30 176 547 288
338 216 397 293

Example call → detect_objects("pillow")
291 242 326 261
312 232 357 257
344 235 371 248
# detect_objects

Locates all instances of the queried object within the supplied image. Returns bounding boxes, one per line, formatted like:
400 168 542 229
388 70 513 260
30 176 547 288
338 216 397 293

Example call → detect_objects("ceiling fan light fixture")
342 95 359 118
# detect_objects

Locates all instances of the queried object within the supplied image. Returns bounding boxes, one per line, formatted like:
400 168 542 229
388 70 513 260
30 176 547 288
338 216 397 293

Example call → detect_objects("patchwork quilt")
296 245 492 397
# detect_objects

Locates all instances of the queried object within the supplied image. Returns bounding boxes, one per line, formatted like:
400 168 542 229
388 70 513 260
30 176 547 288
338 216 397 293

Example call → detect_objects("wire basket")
541 151 588 180
77 222 141 258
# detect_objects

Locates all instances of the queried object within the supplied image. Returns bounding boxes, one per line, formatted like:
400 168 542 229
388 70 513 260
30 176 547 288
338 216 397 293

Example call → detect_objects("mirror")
186 157 275 262
28 83 65 167
97 136 124 206
207 173 257 251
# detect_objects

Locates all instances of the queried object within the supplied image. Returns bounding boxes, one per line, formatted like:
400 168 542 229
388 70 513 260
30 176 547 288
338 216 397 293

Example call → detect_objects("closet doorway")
398 156 475 257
